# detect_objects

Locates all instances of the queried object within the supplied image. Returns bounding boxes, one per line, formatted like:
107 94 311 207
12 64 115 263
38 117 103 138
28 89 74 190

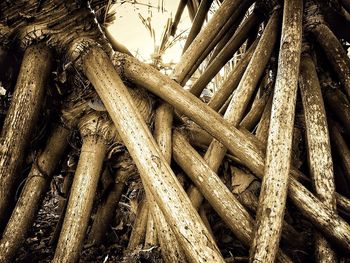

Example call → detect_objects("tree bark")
207 42 257 111
250 1 303 262
189 11 262 97
82 46 224 263
299 52 337 262
183 0 214 52
173 0 254 85
0 125 69 263
0 43 52 229
173 131 293 263
53 113 109 263
126 199 148 251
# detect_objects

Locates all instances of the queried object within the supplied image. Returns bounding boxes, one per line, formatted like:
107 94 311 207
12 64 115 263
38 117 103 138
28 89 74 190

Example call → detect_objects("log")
250 1 303 262
305 1 350 99
189 11 262 97
299 52 337 261
186 11 279 210
0 125 69 263
173 0 254 84
53 113 110 263
323 85 350 135
183 0 214 52
82 46 224 262
116 50 350 251
173 131 292 263
127 199 149 251
170 0 188 36
207 42 257 111
0 44 52 229
148 102 186 261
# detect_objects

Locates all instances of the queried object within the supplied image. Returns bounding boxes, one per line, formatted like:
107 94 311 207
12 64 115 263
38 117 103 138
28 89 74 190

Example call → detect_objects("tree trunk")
183 0 214 52
173 0 254 84
0 43 52 229
173 130 293 263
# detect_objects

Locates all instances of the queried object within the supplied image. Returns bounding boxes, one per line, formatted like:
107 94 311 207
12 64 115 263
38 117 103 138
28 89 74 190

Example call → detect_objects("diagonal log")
0 124 69 263
0 43 52 229
170 0 188 36
183 0 214 52
207 42 257 111
299 51 337 261
189 11 263 97
173 130 293 263
147 102 186 262
82 45 224 263
173 0 254 85
186 10 279 211
126 198 149 252
116 40 350 251
250 1 303 262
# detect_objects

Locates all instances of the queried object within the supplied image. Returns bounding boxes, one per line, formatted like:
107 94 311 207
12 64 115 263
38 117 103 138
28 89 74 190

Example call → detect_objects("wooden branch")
173 130 293 263
127 199 149 251
182 1 251 84
0 43 52 229
82 46 224 262
183 0 214 52
189 11 262 97
53 113 110 263
299 52 337 261
171 0 188 36
250 1 303 262
173 0 254 84
306 1 350 100
117 51 350 251
0 125 69 263
207 42 257 111
187 11 279 210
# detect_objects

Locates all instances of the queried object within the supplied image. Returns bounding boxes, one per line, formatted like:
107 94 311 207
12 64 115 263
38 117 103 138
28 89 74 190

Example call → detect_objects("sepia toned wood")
127 199 149 251
206 42 257 111
189 11 262 97
173 0 253 84
323 86 350 135
0 125 69 263
311 29 350 100
186 11 279 210
299 52 337 262
53 113 109 263
0 44 52 228
173 131 292 263
183 0 214 52
83 46 224 263
250 1 303 262
87 168 128 246
120 53 350 251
